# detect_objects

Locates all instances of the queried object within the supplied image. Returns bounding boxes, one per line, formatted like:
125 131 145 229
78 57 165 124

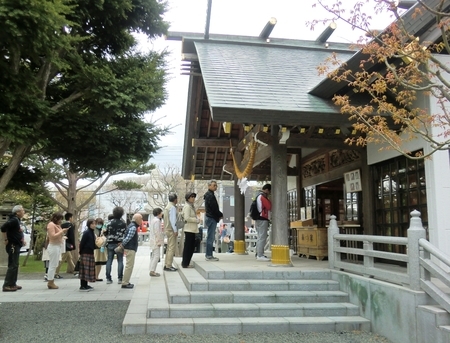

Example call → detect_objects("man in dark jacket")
105 206 127 284
203 180 223 261
1 205 25 292
119 213 142 289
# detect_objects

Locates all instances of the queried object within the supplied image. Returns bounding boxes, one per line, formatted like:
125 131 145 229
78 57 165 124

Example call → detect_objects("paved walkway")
0 243 329 304
0 244 398 343
1 245 152 303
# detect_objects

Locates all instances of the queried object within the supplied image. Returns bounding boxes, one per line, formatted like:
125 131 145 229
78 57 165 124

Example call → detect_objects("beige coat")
182 203 199 234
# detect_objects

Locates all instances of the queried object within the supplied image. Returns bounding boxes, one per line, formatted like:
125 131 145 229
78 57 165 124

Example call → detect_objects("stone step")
148 302 361 318
170 290 349 304
418 305 450 326
417 305 450 343
191 260 332 280
195 279 340 291
165 264 349 305
143 316 371 335
176 261 340 294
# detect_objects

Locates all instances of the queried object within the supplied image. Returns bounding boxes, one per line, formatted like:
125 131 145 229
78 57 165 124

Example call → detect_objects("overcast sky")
141 0 396 168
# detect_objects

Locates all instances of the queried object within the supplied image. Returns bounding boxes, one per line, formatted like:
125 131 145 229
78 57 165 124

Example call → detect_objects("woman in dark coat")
79 219 97 291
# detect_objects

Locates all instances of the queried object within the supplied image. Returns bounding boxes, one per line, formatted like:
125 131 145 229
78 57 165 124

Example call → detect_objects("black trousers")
182 232 196 267
3 243 21 287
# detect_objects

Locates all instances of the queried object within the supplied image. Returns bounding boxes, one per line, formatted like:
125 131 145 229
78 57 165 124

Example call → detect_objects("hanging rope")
230 137 258 179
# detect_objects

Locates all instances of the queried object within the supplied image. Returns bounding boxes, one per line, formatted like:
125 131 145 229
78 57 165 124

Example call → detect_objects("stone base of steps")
149 302 360 318
143 316 371 335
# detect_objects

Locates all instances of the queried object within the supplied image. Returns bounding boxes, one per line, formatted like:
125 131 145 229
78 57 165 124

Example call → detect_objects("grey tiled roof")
194 41 355 125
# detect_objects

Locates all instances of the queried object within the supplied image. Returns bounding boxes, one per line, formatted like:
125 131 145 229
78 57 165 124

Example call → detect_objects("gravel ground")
0 301 393 343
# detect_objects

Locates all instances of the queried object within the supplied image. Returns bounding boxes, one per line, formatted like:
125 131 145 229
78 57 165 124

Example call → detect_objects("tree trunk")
66 172 80 262
0 144 31 194
67 172 78 218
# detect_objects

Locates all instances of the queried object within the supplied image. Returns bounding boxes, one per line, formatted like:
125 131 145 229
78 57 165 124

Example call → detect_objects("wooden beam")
194 138 238 147
236 125 261 151
253 145 272 166
286 135 362 150
250 166 299 177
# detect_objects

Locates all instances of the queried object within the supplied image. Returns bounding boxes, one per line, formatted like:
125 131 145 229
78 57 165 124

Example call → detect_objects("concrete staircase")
123 258 370 335
417 305 450 343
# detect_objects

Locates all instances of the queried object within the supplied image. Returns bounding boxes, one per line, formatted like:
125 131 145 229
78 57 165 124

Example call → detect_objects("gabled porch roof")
193 39 354 126
168 33 360 180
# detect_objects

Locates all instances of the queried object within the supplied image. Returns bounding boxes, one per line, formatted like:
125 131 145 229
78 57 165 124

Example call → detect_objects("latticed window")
303 186 316 221
373 152 427 254
345 192 359 222
287 189 298 222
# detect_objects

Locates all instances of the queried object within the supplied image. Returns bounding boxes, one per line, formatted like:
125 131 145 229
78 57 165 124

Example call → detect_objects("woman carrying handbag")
93 218 107 281
181 192 200 268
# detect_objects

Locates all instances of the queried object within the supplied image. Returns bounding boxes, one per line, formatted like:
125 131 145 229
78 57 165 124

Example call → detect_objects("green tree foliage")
0 189 54 214
113 180 143 190
0 0 169 192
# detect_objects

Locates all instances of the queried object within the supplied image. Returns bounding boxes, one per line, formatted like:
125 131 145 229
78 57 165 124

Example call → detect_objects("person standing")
255 184 272 261
79 219 97 291
93 217 107 281
61 212 76 275
227 223 235 253
149 208 164 277
194 222 203 253
204 180 223 261
220 224 228 253
46 212 68 289
1 205 26 292
181 192 199 268
105 207 126 284
163 193 179 272
120 213 142 289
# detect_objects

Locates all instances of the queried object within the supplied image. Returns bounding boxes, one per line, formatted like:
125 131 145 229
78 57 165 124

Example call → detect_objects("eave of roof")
188 39 355 125
167 31 355 54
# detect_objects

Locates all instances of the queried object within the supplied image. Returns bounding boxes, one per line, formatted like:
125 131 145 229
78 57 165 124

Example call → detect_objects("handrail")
419 238 450 266
328 211 450 313
334 234 407 245
418 238 450 312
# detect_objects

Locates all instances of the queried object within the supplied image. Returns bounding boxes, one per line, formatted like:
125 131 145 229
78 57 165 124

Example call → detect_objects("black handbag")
66 241 74 251
74 259 80 272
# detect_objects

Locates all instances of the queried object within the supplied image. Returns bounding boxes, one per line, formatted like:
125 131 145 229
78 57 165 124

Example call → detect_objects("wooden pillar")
296 152 302 218
361 152 374 234
234 178 246 254
270 125 292 266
